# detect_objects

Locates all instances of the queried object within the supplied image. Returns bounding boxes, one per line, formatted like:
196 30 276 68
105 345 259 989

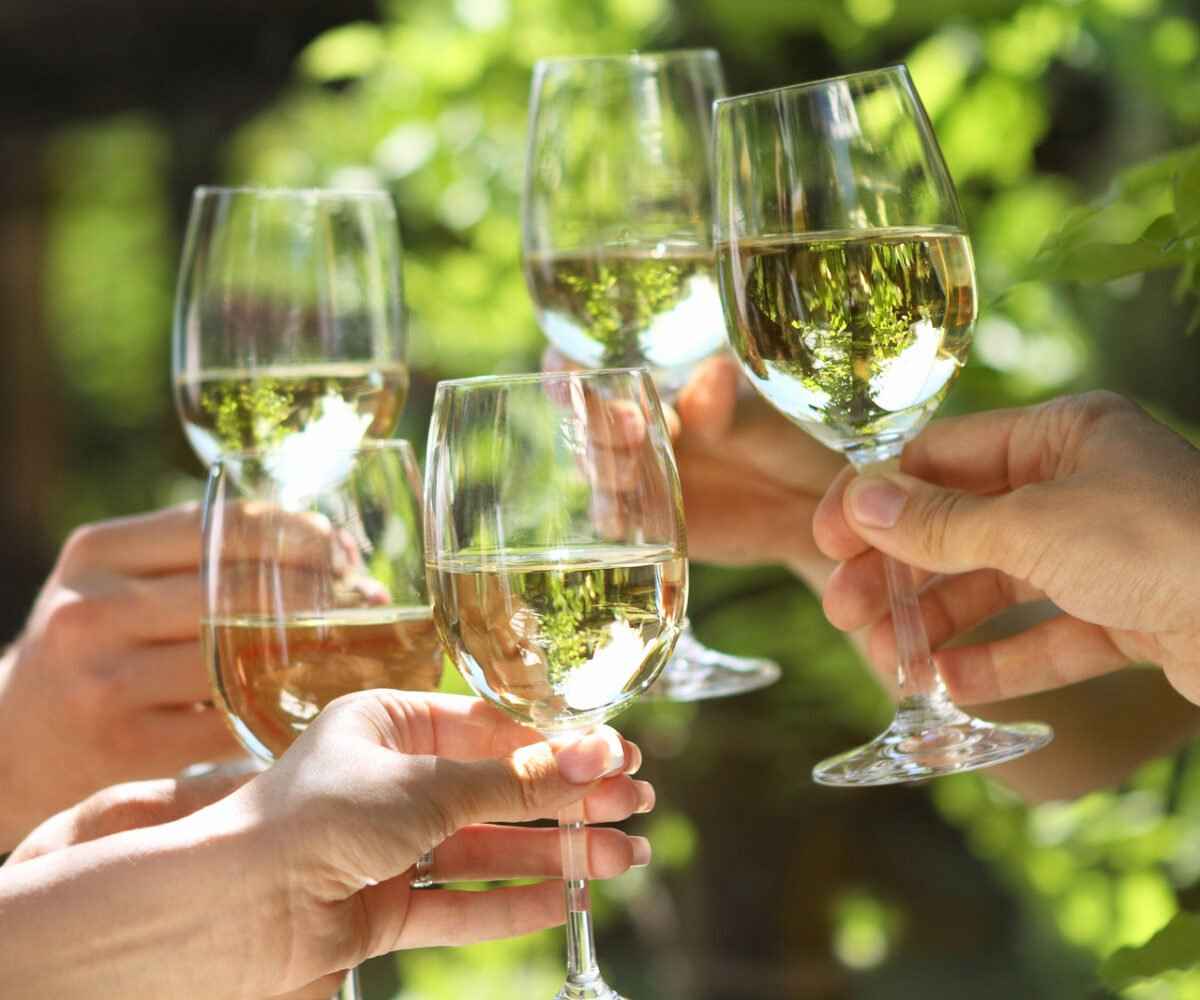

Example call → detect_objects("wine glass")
173 186 408 470
523 49 779 701
713 66 1053 785
424 369 687 1000
203 440 440 997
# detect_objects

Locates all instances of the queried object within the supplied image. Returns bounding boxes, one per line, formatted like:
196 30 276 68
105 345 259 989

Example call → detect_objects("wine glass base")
812 714 1053 786
647 622 781 702
554 976 627 1000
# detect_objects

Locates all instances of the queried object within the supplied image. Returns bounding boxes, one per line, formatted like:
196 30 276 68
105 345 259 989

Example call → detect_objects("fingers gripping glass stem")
558 798 615 999
860 456 949 706
811 453 1052 786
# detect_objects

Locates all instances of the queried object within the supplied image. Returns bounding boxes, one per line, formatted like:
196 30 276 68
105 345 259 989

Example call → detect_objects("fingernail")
634 781 656 814
848 476 907 528
630 836 651 868
624 742 643 776
554 727 626 784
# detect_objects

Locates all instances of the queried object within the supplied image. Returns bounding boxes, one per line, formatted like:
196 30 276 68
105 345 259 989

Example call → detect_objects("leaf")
1175 148 1200 236
1036 237 1191 284
1101 911 1200 989
1117 142 1200 195
1139 213 1179 245
1187 302 1200 337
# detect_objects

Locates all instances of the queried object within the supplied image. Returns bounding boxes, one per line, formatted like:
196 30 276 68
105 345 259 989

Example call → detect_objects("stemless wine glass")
713 66 1053 784
202 440 439 997
523 49 779 701
425 369 688 1000
173 186 408 470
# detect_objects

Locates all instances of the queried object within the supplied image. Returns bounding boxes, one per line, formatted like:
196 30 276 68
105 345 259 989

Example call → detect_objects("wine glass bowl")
523 51 782 702
173 186 408 470
202 440 438 764
522 51 726 395
425 368 687 1000
714 66 1052 785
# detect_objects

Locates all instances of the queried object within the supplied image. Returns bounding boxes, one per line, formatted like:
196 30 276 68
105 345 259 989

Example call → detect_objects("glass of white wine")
713 66 1053 784
202 440 440 997
523 50 780 701
425 369 688 1000
173 186 408 470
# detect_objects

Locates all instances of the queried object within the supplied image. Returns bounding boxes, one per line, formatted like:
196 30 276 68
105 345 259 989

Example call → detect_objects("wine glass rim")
435 366 653 389
192 185 393 202
714 63 911 108
534 48 720 70
210 437 417 464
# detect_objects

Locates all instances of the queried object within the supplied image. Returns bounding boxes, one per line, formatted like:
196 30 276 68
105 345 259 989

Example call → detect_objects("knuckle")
58 524 102 570
509 749 552 817
43 592 111 651
1073 389 1136 420
914 487 966 561
79 781 174 838
1038 391 1138 474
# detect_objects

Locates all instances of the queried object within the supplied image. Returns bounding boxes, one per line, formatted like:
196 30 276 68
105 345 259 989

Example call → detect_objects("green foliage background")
38 0 1200 995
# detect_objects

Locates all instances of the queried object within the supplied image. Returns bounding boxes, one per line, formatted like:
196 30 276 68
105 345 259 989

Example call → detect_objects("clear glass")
202 440 436 999
425 369 688 1000
714 65 1052 784
173 186 408 470
523 50 779 701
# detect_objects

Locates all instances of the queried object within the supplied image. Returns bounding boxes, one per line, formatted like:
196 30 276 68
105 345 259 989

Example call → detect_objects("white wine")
176 361 409 466
429 544 686 732
524 246 724 391
204 606 442 761
718 227 976 451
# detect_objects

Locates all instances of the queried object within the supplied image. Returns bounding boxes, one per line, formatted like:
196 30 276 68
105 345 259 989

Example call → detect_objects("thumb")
842 471 1022 576
418 727 630 835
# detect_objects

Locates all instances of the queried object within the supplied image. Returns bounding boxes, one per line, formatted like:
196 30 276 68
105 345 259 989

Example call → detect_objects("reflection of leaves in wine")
536 566 657 687
540 569 597 685
754 237 943 434
560 259 686 365
201 378 296 452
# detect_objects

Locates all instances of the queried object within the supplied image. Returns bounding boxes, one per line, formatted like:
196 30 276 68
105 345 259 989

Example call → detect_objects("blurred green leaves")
1034 142 1200 331
35 0 1200 996
1103 911 1200 989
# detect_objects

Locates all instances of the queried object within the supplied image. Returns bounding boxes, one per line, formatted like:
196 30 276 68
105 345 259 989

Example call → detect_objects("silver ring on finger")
410 849 435 889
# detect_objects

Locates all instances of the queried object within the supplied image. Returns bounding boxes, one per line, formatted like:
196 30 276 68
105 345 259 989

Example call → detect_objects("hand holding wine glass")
425 369 685 1000
0 690 654 999
714 65 1052 784
0 504 239 853
814 392 1200 707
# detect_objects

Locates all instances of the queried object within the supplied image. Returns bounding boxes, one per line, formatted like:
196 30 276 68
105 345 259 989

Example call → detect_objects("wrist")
0 795 283 999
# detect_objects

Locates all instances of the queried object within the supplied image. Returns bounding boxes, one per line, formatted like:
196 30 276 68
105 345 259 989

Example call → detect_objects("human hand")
813 392 1200 705
671 354 847 586
543 349 847 587
0 505 240 852
6 761 260 866
202 691 652 998
0 691 652 1000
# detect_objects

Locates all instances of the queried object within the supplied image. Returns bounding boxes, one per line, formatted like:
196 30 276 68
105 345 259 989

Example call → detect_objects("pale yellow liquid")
204 606 441 762
429 544 686 731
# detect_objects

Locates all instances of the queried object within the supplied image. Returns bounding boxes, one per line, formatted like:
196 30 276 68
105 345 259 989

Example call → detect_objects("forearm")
833 614 1200 802
975 668 1200 802
0 806 275 999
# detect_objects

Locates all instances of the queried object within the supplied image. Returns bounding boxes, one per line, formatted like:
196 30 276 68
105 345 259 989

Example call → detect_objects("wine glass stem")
851 453 960 728
339 965 363 999
559 798 603 991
